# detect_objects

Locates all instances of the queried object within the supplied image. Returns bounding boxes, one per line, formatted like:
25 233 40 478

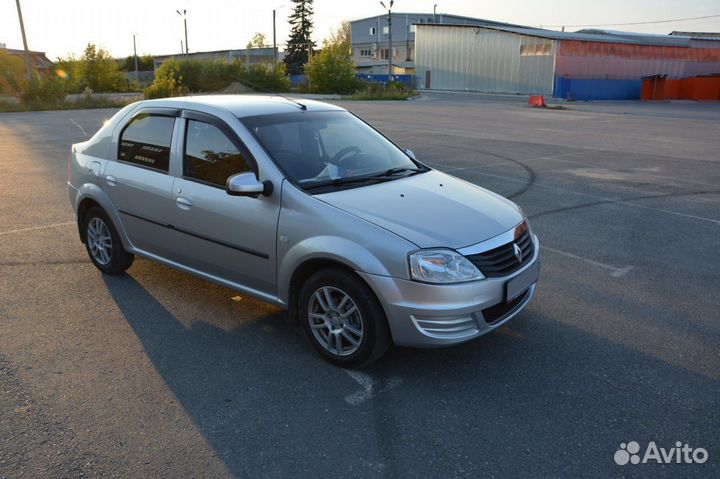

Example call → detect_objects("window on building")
184 120 250 187
118 114 175 172
409 24 417 33
369 26 376 35
383 26 390 34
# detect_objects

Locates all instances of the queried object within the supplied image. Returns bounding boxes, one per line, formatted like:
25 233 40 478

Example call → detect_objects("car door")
167 111 281 297
103 108 180 259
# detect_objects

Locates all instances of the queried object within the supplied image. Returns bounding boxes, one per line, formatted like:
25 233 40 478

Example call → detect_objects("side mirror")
404 148 416 160
226 172 273 197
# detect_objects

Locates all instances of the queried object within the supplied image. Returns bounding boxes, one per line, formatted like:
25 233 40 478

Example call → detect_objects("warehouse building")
349 13 517 75
414 24 720 100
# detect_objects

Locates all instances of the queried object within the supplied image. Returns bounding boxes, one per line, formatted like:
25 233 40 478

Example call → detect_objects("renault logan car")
68 95 540 367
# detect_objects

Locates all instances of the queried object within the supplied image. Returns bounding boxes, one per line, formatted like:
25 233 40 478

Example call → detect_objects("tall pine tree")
284 0 315 75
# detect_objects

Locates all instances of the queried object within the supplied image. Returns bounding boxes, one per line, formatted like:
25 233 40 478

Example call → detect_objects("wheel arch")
73 183 131 249
286 258 359 322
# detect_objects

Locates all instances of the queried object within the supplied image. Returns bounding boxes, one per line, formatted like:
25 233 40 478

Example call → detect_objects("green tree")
246 32 268 49
0 50 26 96
283 0 315 75
78 44 126 92
119 54 154 72
305 22 358 94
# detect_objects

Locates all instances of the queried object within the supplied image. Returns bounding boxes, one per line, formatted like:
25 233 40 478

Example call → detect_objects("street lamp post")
176 9 189 54
272 4 287 69
380 1 394 81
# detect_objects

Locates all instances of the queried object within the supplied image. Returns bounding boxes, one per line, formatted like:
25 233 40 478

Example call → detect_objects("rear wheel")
299 268 391 368
82 206 134 274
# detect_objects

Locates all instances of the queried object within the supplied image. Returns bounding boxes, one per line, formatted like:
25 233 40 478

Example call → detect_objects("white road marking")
542 245 634 277
69 119 89 137
460 169 720 226
344 370 402 406
431 151 580 172
0 221 75 236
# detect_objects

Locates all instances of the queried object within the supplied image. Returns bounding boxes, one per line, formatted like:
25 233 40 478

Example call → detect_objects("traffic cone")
528 95 547 108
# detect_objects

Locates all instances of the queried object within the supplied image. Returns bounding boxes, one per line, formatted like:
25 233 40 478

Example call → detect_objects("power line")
539 13 720 29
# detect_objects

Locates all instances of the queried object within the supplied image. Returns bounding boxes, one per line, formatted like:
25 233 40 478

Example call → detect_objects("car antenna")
233 77 307 111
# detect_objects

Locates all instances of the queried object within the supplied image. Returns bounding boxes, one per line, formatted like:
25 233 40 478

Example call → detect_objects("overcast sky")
2 0 719 60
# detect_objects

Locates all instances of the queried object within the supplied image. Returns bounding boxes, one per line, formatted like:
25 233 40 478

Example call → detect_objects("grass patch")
347 82 416 101
0 95 134 113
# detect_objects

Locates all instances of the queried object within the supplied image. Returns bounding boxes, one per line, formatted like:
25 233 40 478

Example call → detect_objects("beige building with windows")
349 13 515 75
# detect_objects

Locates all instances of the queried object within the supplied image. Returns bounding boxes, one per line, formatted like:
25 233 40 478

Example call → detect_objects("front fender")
277 235 393 303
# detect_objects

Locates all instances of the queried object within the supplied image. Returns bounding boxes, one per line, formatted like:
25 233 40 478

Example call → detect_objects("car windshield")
241 111 422 189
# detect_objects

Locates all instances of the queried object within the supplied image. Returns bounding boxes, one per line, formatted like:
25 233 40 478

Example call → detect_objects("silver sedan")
68 95 539 367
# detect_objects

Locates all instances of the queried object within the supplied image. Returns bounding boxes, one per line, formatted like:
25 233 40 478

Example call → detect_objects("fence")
355 74 415 88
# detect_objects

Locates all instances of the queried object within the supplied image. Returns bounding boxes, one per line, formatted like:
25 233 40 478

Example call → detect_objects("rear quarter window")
118 115 175 172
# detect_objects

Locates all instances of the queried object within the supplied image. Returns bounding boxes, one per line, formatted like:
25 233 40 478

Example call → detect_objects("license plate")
506 262 539 301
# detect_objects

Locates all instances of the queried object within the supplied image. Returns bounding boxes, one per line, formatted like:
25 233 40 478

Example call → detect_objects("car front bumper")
358 235 540 347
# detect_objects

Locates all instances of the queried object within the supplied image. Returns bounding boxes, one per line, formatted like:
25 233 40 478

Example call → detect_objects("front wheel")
82 206 134 274
299 268 391 368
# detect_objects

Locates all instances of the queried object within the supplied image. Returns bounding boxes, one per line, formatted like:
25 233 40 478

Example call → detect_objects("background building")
0 46 54 72
414 24 720 100
349 13 515 75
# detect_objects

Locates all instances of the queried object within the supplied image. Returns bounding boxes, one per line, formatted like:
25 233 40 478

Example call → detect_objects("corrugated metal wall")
555 40 720 80
415 26 556 94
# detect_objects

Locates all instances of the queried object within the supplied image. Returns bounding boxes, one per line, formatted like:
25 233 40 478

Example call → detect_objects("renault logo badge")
513 243 523 263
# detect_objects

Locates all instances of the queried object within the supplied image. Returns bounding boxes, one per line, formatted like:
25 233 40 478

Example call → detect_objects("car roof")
140 94 346 118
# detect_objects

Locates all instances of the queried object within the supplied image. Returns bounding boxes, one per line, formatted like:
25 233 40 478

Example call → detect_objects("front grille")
482 290 529 324
465 227 534 278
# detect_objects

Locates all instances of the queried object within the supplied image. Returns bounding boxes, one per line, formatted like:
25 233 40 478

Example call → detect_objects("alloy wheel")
308 286 364 356
86 217 113 265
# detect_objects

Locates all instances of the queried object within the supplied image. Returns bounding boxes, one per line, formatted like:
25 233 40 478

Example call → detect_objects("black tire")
299 268 391 368
82 206 134 274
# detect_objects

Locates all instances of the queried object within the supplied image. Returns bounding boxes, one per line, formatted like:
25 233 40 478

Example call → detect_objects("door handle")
176 196 192 210
105 175 117 186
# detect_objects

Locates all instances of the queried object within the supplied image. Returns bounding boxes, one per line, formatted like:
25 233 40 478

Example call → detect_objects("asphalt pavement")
1 92 718 478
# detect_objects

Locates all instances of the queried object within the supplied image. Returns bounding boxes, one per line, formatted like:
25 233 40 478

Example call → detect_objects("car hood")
316 170 523 249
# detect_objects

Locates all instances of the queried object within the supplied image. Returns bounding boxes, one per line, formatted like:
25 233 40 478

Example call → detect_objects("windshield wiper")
372 167 424 177
304 167 426 191
303 175 394 190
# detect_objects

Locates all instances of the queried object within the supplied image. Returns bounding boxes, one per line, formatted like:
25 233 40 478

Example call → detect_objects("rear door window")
118 115 175 172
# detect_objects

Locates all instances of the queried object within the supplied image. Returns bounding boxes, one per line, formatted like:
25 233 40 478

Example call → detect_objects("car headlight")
409 249 484 283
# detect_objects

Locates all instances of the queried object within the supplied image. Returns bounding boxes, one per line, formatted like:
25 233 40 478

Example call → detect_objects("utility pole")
433 4 437 23
14 0 33 82
180 40 184 55
380 1 394 81
273 9 277 67
133 34 139 82
177 10 189 54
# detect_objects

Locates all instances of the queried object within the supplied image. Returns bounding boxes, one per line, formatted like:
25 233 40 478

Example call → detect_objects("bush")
77 44 127 93
240 63 291 92
144 59 289 99
144 61 187 99
305 47 360 94
349 82 415 101
305 22 360 94
20 74 68 105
